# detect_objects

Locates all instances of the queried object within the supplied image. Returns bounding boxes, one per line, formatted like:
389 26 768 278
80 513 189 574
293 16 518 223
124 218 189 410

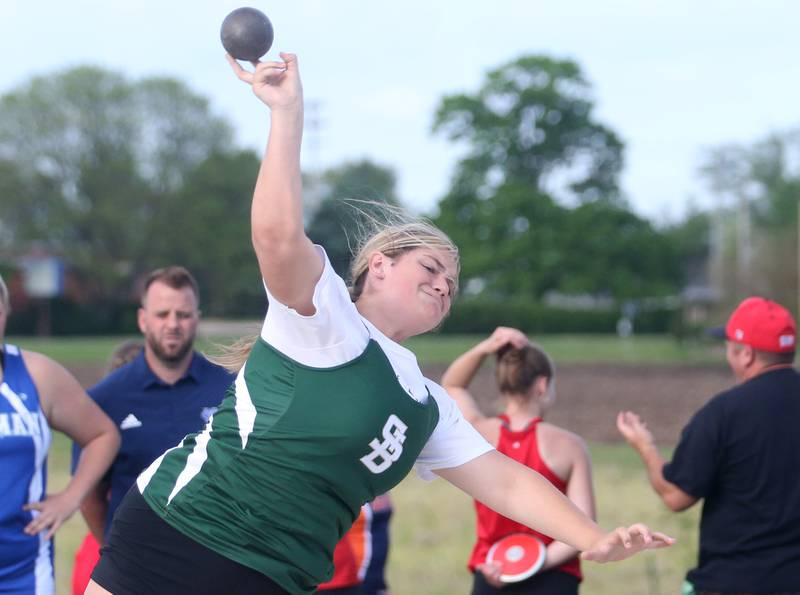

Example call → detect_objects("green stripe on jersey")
141 339 439 594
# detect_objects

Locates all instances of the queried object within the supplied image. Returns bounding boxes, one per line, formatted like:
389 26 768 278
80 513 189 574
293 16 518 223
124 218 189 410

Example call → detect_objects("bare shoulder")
538 422 590 460
20 349 68 381
19 349 80 413
468 415 502 446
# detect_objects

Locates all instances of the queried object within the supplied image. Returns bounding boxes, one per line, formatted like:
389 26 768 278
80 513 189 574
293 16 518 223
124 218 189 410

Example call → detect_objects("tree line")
1 58 796 332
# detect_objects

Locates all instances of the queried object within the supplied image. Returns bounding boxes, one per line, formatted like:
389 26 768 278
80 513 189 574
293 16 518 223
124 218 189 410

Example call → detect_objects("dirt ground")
68 362 734 446
423 363 733 445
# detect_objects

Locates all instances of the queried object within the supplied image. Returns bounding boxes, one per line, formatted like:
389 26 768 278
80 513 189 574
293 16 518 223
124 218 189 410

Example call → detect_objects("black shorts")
471 569 580 595
91 487 289 595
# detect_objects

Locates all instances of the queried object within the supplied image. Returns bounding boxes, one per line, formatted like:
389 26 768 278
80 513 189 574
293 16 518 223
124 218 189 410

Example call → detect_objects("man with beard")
71 267 234 591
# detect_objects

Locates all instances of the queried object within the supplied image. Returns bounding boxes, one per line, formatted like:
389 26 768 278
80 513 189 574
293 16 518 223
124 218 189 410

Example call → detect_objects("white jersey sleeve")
414 382 494 480
260 246 369 368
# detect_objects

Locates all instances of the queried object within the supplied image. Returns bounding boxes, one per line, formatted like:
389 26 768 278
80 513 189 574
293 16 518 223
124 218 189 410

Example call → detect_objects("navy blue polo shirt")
72 351 235 533
663 367 800 592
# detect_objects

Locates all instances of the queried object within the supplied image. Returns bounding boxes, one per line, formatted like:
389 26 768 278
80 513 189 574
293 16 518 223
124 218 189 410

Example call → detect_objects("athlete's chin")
418 312 447 336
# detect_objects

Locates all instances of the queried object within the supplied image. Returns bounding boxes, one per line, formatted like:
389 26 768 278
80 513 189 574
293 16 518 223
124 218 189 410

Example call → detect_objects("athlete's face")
138 281 199 366
374 247 458 338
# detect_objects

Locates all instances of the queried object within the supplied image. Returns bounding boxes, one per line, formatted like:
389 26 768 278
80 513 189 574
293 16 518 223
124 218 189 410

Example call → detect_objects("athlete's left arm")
435 450 675 563
23 351 120 539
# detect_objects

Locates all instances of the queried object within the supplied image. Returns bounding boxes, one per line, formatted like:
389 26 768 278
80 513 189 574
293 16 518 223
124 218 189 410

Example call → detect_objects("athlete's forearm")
252 106 305 246
438 452 604 551
250 96 322 311
543 541 580 570
441 344 488 389
442 346 491 424
67 431 119 509
497 461 603 551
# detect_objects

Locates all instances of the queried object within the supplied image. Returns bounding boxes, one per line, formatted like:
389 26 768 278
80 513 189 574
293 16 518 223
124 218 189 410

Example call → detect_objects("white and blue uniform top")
0 344 54 595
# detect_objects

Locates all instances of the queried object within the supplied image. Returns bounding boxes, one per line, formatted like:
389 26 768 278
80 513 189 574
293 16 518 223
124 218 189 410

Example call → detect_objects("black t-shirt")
663 367 800 592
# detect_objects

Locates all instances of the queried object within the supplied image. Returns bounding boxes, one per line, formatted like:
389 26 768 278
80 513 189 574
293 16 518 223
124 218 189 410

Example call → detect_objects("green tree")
433 55 624 203
559 201 682 298
306 160 400 278
154 150 263 316
0 66 234 297
432 54 679 302
434 182 565 297
663 208 711 287
700 129 800 308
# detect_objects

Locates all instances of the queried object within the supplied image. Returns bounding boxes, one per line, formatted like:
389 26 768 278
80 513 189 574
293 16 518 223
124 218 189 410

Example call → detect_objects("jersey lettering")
360 414 408 474
0 412 37 437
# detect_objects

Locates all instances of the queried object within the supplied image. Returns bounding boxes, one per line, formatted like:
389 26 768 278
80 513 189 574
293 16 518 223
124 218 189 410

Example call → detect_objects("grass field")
47 434 697 595
21 333 710 594
11 332 722 366
388 443 699 595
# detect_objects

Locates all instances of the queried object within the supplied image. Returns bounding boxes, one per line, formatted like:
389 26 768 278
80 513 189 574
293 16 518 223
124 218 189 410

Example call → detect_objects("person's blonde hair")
207 335 258 373
348 220 460 301
210 201 459 373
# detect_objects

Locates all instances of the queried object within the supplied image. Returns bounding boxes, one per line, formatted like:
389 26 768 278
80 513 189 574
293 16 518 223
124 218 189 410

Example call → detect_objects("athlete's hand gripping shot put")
85 52 674 595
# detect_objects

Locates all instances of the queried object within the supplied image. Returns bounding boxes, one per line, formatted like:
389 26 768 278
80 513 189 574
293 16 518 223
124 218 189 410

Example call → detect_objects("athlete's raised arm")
227 52 322 315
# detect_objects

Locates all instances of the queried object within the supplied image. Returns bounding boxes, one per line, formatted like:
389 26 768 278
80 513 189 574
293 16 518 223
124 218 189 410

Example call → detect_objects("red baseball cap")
719 297 797 353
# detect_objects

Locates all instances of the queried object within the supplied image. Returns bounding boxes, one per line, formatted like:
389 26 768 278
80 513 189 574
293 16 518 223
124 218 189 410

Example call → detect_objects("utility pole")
736 190 752 297
709 201 725 302
303 99 326 220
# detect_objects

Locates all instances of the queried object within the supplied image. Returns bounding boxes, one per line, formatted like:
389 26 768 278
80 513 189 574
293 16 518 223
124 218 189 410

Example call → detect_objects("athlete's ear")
533 376 549 398
367 252 391 280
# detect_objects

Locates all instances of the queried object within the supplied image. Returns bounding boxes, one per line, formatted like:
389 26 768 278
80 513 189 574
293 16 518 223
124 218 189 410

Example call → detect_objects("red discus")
485 533 547 583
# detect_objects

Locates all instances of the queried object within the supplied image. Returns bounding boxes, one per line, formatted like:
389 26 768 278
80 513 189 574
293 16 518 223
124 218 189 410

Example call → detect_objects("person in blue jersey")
71 266 235 595
0 273 120 595
85 53 674 595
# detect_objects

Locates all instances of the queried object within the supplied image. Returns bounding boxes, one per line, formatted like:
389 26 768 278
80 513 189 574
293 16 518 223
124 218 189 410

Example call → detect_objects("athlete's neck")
354 300 409 342
503 393 544 429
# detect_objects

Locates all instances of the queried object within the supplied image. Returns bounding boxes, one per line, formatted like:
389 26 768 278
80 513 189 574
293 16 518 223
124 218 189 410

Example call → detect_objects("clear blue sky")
2 0 798 221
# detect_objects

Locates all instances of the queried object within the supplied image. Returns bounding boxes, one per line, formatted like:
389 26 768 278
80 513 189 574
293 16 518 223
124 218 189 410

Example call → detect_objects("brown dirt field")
423 363 733 445
68 365 106 390
68 362 734 446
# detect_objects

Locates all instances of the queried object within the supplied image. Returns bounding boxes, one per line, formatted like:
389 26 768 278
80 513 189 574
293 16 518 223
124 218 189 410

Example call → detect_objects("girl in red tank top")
443 327 596 595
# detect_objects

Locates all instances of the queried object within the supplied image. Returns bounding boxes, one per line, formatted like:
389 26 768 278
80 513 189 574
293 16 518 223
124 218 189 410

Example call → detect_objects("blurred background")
2 0 799 332
1 1 798 593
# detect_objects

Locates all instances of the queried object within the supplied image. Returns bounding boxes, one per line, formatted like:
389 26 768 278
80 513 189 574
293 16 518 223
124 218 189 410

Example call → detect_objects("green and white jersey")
137 248 492 594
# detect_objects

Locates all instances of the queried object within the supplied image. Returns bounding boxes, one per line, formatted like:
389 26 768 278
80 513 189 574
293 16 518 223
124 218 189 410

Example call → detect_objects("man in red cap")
616 297 799 595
